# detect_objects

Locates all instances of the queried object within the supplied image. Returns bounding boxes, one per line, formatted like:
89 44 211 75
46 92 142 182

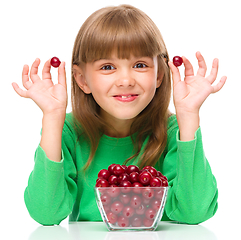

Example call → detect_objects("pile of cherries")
95 164 168 228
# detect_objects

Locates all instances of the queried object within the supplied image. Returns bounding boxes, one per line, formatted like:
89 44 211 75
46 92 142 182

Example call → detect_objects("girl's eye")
134 63 147 68
101 65 115 70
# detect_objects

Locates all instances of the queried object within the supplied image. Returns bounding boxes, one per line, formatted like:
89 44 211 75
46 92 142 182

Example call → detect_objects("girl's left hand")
169 51 227 114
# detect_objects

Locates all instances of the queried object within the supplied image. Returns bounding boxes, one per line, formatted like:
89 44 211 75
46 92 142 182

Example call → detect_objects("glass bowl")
94 186 169 231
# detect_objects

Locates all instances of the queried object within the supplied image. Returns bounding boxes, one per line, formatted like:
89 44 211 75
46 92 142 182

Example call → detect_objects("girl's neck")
100 110 134 138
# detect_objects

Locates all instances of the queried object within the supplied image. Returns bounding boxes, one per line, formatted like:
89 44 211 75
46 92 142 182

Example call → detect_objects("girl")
12 5 226 226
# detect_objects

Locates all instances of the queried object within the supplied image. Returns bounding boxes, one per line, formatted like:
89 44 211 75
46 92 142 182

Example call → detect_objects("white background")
1 0 240 239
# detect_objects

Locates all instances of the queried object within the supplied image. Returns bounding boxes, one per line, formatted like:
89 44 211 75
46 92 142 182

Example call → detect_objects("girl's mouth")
113 94 139 102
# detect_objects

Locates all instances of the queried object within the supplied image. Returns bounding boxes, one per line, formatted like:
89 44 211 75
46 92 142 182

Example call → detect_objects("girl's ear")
156 71 164 88
73 65 91 94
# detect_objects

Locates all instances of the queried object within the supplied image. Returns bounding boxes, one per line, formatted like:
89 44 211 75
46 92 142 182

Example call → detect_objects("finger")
12 82 28 98
196 51 207 77
42 59 52 80
207 58 219 84
22 64 32 90
212 76 227 93
168 61 181 86
30 58 41 83
58 61 67 88
183 56 194 77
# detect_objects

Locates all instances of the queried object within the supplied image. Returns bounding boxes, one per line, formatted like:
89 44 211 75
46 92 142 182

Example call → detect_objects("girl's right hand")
12 58 68 116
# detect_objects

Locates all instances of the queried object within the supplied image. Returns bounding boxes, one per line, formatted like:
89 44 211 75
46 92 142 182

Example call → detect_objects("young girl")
12 5 226 226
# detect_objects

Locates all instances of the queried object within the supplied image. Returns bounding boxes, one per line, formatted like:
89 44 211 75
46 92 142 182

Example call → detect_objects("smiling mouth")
113 94 139 102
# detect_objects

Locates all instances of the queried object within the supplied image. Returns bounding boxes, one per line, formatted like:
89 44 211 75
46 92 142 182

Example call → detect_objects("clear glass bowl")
94 186 169 231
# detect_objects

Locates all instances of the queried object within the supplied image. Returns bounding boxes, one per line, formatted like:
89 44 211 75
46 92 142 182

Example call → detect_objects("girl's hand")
12 58 67 116
169 51 227 115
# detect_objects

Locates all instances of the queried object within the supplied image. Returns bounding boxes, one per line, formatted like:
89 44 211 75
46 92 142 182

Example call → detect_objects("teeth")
121 95 132 99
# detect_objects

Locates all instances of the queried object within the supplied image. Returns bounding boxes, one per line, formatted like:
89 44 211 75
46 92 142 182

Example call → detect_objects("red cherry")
129 172 140 183
111 201 124 214
139 171 152 185
117 216 129 227
50 57 61 68
126 165 140 174
121 165 128 172
143 218 154 227
122 206 135 218
95 178 109 187
113 164 125 176
119 194 131 205
135 204 146 215
159 177 169 187
155 188 165 200
142 187 155 200
173 56 183 67
131 216 142 227
132 182 143 194
143 166 157 177
107 186 120 198
108 175 118 185
100 193 111 205
117 173 130 184
145 208 156 220
108 164 116 175
119 180 132 193
130 195 142 208
150 177 162 187
107 212 118 224
151 199 162 211
98 169 110 180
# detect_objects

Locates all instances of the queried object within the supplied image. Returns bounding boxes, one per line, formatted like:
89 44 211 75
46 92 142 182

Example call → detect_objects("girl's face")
74 54 162 132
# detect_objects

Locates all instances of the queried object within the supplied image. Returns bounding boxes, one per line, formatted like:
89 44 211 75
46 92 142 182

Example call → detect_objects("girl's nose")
115 73 136 88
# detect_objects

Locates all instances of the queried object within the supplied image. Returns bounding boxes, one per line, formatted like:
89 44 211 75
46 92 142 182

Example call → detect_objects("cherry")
131 216 142 227
107 186 120 198
150 177 162 187
108 164 116 175
126 165 140 174
173 56 183 67
122 206 135 218
95 178 109 187
132 182 143 194
98 169 111 180
142 187 155 200
119 180 132 193
50 57 61 68
111 201 124 214
100 194 111 206
142 166 157 177
117 216 129 227
139 171 152 185
119 194 131 205
143 218 154 227
151 199 162 211
130 195 142 208
107 212 118 224
145 208 156 220
108 175 118 185
113 164 125 176
129 172 140 183
135 204 146 215
117 173 130 184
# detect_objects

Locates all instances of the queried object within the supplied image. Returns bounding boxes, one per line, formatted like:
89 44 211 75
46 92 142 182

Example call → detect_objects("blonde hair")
71 4 171 171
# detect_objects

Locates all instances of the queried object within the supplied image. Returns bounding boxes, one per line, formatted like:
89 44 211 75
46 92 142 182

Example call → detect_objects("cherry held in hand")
173 56 183 67
50 57 61 68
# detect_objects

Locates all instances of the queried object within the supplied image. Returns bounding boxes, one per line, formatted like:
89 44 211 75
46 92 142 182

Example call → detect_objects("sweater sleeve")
162 119 218 224
24 120 78 226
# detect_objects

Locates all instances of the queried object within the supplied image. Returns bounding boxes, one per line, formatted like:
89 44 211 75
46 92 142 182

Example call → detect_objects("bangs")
77 6 165 63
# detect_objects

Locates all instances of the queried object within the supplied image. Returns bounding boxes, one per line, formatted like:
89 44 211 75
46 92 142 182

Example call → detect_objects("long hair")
71 4 171 171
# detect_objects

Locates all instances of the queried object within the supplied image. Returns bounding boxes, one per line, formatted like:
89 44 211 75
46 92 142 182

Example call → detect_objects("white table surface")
3 219 238 240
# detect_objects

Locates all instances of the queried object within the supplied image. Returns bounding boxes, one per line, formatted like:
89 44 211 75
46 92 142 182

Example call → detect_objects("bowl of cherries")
94 164 169 231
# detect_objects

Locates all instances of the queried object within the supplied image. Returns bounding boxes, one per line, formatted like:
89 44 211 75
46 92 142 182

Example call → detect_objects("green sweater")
24 113 218 226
